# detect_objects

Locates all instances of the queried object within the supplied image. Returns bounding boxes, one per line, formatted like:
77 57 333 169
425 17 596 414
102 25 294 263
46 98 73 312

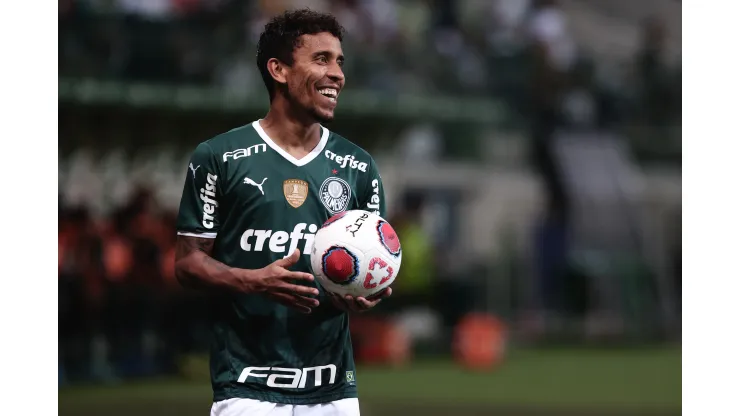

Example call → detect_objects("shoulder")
326 129 374 160
324 128 379 172
209 121 262 144
195 121 265 161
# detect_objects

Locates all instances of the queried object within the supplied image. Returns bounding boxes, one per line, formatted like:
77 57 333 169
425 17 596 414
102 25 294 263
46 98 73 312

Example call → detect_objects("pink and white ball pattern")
310 210 402 298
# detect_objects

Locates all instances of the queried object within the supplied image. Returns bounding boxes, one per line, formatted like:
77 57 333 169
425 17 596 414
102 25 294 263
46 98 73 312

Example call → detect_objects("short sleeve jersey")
176 120 386 405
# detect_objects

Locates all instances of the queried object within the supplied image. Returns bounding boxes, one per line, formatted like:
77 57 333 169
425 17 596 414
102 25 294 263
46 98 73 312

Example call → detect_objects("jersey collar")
252 120 329 167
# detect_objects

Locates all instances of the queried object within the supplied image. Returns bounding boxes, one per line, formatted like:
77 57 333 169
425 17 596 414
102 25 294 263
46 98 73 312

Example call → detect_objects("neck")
261 97 321 149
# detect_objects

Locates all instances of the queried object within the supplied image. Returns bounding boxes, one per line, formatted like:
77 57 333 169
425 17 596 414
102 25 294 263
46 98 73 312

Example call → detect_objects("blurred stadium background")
58 0 681 415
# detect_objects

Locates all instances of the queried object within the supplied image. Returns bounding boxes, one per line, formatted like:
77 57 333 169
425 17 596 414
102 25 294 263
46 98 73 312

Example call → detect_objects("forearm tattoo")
176 236 231 275
176 236 215 259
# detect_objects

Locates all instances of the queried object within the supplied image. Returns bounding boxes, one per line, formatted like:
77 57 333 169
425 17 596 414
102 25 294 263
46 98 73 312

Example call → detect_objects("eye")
316 55 328 64
337 59 344 67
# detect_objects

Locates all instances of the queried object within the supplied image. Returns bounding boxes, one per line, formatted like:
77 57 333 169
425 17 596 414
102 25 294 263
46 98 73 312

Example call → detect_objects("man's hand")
328 287 392 313
242 249 320 314
175 238 318 313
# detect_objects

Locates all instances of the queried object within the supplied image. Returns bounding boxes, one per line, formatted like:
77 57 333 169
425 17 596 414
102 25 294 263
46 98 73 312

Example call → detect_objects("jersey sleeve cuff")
177 231 218 239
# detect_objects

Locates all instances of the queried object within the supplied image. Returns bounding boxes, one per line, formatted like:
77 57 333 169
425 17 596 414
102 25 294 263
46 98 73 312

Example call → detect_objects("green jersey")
176 120 386 405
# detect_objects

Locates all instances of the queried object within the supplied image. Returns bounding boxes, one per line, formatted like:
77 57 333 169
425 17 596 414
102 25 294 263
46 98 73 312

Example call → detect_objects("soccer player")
174 9 391 416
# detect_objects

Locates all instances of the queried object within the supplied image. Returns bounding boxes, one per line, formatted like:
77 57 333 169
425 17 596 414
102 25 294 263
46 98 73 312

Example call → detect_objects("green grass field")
59 347 681 416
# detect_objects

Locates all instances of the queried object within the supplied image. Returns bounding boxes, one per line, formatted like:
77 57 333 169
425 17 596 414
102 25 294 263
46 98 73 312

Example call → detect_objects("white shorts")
210 397 360 416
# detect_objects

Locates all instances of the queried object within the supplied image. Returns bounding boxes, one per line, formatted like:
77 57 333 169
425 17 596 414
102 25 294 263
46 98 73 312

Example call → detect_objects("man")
174 9 391 416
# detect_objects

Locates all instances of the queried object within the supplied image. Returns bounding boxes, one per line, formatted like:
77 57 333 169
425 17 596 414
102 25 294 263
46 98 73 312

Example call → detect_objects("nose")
327 62 345 83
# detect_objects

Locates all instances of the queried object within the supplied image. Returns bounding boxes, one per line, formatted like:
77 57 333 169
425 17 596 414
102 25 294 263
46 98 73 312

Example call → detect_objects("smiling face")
278 32 346 123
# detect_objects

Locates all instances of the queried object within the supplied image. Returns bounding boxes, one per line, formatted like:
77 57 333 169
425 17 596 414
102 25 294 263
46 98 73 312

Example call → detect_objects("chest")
220 151 366 223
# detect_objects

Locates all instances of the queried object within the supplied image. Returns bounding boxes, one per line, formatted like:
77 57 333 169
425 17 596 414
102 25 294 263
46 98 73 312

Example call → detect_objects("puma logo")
244 177 268 195
189 163 200 179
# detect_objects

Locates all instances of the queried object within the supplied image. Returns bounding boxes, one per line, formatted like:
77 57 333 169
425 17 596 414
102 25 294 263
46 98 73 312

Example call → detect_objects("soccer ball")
310 210 402 298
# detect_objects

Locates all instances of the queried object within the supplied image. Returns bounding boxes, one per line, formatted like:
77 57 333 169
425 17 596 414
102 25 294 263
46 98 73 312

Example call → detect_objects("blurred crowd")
59 188 213 382
59 0 535 95
60 0 682 172
59 0 681 123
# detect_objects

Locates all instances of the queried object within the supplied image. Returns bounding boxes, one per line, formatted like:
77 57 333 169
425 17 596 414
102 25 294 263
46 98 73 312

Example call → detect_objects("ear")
267 58 289 86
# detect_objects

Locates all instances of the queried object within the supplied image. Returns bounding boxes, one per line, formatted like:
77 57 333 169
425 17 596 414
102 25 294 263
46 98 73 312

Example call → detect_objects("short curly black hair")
256 9 345 102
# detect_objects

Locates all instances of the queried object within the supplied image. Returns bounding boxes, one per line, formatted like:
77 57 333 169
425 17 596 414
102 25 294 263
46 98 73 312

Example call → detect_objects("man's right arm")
174 235 246 292
174 141 238 291
173 142 319 311
174 235 319 312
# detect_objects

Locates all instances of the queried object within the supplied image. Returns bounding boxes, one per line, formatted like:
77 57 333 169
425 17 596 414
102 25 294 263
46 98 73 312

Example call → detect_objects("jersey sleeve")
176 142 222 239
361 159 386 218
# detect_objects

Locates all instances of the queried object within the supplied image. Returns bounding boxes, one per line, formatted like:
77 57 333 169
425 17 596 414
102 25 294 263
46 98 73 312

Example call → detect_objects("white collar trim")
252 120 329 167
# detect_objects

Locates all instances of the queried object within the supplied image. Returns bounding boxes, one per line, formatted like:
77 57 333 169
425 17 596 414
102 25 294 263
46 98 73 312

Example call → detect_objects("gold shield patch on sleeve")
283 179 309 208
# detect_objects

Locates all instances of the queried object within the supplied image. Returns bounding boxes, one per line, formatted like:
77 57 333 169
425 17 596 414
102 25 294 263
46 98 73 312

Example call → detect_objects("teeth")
318 88 337 98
